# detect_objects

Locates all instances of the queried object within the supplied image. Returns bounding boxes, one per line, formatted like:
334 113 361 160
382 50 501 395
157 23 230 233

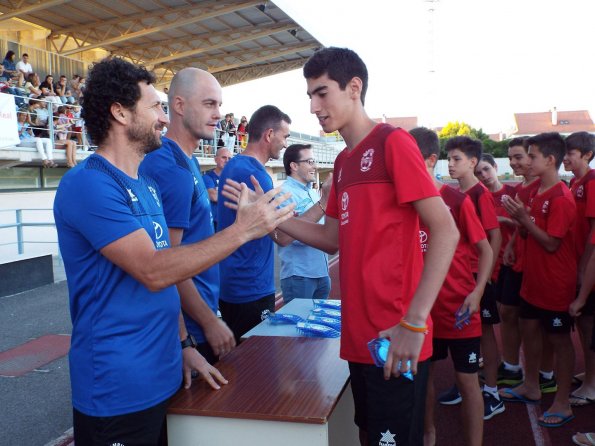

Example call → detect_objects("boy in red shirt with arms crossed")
563 131 595 405
411 127 493 446
501 132 577 427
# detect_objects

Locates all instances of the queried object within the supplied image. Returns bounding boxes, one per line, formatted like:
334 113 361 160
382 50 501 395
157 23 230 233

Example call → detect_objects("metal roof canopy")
0 0 323 87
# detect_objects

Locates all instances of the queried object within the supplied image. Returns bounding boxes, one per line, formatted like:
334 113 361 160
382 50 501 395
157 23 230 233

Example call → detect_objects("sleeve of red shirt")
547 194 576 239
326 180 339 220
478 192 499 231
586 178 595 219
460 196 487 246
385 129 439 204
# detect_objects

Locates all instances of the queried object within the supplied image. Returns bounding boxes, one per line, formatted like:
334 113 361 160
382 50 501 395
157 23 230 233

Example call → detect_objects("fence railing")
0 208 58 256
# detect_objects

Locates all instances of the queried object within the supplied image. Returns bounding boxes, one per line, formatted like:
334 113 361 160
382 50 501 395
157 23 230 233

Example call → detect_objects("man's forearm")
277 217 338 254
177 279 219 328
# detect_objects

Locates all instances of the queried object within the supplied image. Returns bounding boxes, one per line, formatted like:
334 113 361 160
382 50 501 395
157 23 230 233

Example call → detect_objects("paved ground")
0 280 72 446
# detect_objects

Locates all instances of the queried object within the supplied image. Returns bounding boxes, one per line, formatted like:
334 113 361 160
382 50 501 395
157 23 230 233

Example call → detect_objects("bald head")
168 68 217 103
167 67 223 141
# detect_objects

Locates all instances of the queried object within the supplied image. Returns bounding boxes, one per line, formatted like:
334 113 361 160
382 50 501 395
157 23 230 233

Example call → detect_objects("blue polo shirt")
54 154 181 417
140 137 220 344
217 154 274 303
278 176 329 279
203 169 219 223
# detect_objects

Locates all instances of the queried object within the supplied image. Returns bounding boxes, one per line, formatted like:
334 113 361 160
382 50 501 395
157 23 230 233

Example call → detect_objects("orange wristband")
399 319 429 335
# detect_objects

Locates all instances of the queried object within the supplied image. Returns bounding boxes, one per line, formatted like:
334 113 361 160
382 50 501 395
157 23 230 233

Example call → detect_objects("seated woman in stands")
39 74 62 107
52 110 77 168
24 73 42 99
2 50 19 85
17 106 55 168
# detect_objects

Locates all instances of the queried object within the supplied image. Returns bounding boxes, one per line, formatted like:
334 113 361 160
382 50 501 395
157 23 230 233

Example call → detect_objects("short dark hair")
445 136 483 161
480 153 497 168
22 53 28 58
246 105 291 142
527 132 566 169
81 57 155 147
283 144 312 176
508 137 529 150
565 131 595 162
303 47 368 105
409 127 439 159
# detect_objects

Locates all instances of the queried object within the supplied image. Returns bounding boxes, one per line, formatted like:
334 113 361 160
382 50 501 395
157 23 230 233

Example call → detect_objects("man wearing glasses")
276 144 331 303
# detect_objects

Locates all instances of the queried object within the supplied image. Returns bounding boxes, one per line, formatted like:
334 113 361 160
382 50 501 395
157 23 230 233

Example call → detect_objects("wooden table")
167 335 358 446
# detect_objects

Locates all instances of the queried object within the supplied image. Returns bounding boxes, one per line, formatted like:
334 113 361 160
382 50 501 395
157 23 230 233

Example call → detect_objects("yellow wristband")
399 319 428 335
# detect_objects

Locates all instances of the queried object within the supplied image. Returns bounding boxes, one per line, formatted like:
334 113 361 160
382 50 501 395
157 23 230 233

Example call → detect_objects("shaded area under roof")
0 0 324 87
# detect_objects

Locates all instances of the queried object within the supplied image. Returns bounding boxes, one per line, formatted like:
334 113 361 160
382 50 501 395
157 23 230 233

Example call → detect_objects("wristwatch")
180 334 196 350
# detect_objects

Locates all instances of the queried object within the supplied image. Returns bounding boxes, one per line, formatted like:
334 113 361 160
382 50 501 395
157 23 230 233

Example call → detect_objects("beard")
127 118 163 155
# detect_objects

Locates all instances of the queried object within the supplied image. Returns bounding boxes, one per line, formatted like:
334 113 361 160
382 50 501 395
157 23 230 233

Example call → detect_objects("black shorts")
73 398 168 446
519 298 573 334
219 293 275 344
478 280 500 324
431 337 481 374
349 361 429 446
579 290 595 316
497 266 522 306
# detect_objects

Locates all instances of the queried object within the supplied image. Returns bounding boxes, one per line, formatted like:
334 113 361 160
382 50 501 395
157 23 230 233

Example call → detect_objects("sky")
222 0 595 137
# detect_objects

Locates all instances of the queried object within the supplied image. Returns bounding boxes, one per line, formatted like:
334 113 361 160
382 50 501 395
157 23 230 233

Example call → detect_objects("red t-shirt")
520 182 577 311
463 182 500 273
421 185 486 339
490 184 517 281
326 124 438 364
570 169 595 260
511 179 541 273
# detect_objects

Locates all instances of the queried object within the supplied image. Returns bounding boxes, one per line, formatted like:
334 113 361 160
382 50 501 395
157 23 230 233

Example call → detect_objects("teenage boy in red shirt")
269 47 459 446
439 136 504 420
411 127 492 446
563 131 595 405
501 132 577 428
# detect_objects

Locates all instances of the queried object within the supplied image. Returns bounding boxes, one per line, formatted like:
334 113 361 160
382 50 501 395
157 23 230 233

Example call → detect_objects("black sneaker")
483 391 505 420
539 375 558 394
438 385 462 405
497 363 523 386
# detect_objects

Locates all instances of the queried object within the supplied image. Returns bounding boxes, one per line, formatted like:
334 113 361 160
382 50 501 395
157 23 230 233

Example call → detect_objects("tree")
437 121 508 157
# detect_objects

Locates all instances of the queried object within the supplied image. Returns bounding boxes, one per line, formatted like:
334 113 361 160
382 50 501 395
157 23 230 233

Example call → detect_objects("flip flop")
500 388 541 404
573 373 584 386
572 432 595 446
537 411 574 428
570 393 595 407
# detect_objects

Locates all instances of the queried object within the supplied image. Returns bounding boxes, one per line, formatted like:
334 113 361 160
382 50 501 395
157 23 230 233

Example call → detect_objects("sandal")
573 432 595 446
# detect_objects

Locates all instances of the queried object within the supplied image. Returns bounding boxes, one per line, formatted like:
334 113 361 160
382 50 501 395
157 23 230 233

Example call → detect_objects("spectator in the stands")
55 75 75 104
29 99 50 137
0 62 25 105
237 115 248 150
16 53 33 86
40 75 62 107
221 113 237 151
52 110 77 167
78 77 86 97
69 74 82 100
24 73 42 99
2 50 18 81
17 106 55 168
